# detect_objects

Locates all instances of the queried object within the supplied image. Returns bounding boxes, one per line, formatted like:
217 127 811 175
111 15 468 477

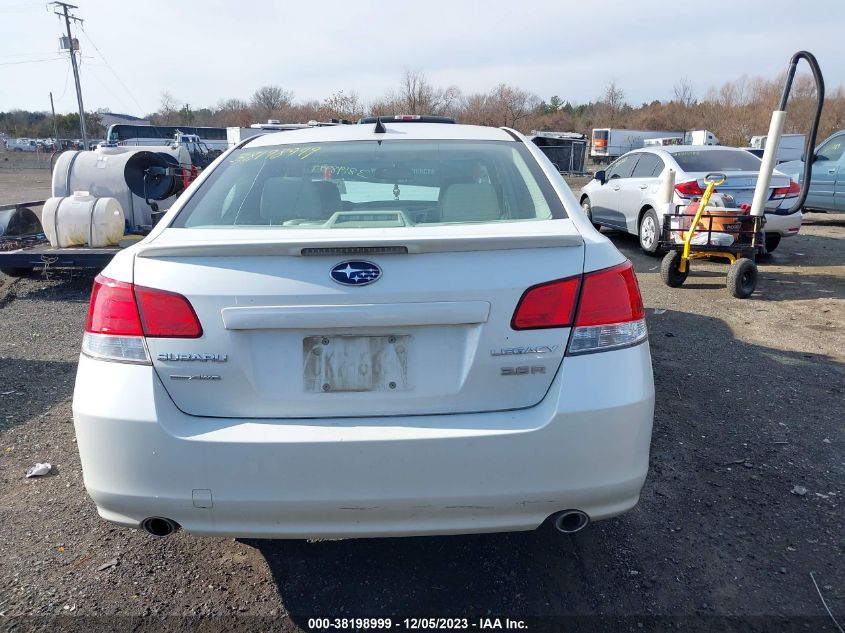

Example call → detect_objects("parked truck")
747 133 806 163
684 129 719 145
590 128 683 164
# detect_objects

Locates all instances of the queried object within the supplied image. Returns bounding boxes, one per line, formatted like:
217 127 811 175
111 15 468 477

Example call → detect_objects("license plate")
303 335 409 393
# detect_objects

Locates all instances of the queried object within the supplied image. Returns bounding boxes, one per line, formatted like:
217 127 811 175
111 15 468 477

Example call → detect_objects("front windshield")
173 139 565 229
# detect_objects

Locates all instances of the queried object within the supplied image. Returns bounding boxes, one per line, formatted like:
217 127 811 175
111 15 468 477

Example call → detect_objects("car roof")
246 123 515 147
660 145 744 154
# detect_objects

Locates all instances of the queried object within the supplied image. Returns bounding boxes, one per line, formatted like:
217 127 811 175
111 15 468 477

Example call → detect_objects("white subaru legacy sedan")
72 119 655 539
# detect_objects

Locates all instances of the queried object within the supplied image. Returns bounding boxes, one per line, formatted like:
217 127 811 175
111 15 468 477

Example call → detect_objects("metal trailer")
0 199 120 276
529 132 588 174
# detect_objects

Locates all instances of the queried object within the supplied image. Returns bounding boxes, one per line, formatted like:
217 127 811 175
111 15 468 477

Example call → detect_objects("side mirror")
594 170 606 185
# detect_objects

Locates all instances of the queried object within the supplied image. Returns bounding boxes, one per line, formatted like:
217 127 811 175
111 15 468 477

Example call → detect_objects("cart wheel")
660 251 688 287
726 258 757 299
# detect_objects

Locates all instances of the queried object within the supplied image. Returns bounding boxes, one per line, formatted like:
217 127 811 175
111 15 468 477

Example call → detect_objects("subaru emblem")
330 260 381 286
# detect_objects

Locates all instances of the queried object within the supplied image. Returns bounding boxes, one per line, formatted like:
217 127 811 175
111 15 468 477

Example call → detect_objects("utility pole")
52 2 87 148
49 92 59 144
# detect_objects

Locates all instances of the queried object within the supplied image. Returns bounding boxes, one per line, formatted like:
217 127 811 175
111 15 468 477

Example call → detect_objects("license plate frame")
303 335 409 393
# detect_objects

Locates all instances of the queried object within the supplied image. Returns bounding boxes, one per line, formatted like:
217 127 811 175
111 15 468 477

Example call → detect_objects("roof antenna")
373 117 386 134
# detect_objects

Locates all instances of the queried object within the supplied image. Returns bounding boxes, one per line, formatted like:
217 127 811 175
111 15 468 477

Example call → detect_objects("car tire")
638 209 662 256
726 258 758 299
660 250 688 287
764 233 781 253
1 267 33 278
581 198 601 230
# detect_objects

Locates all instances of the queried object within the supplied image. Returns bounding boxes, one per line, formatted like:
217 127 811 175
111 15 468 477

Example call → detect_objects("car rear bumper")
72 343 655 539
764 210 802 236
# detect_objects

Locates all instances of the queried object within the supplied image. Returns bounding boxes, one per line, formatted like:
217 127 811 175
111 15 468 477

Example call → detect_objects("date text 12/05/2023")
307 618 528 630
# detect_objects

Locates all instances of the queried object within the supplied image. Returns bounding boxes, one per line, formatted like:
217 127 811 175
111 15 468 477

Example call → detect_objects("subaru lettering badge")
330 260 382 286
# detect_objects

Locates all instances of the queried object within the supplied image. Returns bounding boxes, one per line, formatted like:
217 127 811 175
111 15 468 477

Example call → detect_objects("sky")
0 0 841 116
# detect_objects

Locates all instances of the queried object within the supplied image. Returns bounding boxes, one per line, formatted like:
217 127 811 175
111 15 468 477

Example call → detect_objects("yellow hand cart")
658 172 765 299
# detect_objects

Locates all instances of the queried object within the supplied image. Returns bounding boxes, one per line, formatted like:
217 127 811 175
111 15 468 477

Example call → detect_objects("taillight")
574 262 644 327
512 277 580 330
771 179 800 199
674 180 705 198
82 274 202 364
568 262 647 354
510 262 648 354
134 286 203 338
85 276 143 336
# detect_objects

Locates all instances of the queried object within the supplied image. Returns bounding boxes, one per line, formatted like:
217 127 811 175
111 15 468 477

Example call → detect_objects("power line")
78 25 146 115
0 51 67 59
84 65 134 113
56 58 72 102
0 57 66 66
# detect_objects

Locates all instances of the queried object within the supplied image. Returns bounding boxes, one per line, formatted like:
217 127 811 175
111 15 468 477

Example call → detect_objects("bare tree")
602 80 626 112
490 84 538 128
251 85 294 118
456 93 495 126
399 69 432 114
673 77 697 107
213 98 251 127
396 69 461 115
595 80 627 126
321 90 364 121
159 91 180 117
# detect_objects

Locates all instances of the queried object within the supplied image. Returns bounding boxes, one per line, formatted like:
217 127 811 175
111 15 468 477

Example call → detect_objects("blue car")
778 131 845 213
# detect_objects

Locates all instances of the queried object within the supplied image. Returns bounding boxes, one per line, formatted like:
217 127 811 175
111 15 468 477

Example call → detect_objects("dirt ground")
0 167 843 632
0 152 52 205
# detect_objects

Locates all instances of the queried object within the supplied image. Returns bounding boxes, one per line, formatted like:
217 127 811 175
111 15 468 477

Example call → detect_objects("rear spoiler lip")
135 233 584 258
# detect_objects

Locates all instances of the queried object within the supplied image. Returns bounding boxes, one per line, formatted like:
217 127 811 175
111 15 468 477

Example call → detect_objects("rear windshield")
173 140 565 229
671 149 762 172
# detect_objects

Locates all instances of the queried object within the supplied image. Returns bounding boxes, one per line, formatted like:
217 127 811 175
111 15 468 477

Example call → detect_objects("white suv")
72 120 655 539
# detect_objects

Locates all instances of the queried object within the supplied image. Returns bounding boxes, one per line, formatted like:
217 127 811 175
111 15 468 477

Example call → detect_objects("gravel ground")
0 170 843 632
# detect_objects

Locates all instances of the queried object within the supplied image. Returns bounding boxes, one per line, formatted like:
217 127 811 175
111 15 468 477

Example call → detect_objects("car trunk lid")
133 222 584 418
683 170 792 208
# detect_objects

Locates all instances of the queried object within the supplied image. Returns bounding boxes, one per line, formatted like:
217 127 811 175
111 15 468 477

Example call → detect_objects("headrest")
312 180 342 214
260 178 324 224
440 182 501 223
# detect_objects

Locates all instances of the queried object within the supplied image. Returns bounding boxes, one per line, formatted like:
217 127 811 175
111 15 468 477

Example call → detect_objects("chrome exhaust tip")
141 517 180 537
552 510 590 534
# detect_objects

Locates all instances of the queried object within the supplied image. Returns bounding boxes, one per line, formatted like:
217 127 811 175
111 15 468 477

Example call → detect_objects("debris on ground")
810 572 844 633
791 485 808 496
97 558 118 571
25 462 51 478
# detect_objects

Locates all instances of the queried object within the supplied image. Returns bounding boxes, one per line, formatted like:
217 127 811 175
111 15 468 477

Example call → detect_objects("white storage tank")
52 145 190 231
42 192 125 248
